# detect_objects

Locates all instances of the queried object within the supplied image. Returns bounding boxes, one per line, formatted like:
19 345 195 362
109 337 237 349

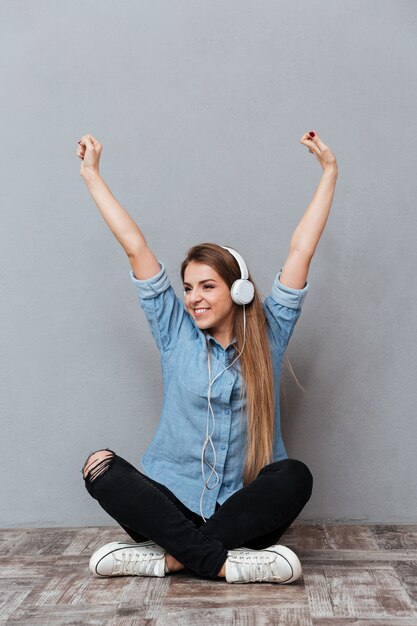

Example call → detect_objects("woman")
77 131 338 583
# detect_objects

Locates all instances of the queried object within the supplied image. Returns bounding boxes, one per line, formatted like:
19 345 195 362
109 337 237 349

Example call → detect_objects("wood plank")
325 566 415 618
0 530 28 555
297 549 417 562
370 525 417 550
4 603 116 625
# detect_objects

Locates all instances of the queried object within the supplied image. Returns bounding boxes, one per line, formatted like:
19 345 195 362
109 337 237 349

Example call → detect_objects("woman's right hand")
77 133 102 178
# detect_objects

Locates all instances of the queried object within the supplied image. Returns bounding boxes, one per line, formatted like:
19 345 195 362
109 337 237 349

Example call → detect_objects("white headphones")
221 245 255 305
199 246 255 521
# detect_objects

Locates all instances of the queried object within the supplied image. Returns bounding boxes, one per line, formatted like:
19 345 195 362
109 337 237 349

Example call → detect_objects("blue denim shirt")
129 259 310 518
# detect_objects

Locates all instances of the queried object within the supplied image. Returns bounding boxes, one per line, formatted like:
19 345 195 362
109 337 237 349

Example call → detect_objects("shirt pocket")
173 347 223 402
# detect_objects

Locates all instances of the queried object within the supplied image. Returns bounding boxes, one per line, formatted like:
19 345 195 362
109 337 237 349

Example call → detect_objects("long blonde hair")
180 242 304 486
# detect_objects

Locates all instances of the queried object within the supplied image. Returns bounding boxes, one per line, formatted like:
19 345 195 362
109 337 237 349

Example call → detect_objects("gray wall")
2 0 416 527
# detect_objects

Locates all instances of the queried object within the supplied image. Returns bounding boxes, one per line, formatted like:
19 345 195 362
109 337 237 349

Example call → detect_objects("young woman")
77 131 338 584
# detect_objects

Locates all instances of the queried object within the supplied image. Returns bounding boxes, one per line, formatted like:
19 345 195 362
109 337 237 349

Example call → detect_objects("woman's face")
183 262 235 334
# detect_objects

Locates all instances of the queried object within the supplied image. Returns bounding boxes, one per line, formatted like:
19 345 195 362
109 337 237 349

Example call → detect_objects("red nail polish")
309 131 315 137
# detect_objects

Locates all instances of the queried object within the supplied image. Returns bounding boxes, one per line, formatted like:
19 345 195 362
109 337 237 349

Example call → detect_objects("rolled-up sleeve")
130 259 195 353
263 269 310 351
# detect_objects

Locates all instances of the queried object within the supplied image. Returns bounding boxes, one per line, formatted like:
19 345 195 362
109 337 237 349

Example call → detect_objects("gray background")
1 1 416 527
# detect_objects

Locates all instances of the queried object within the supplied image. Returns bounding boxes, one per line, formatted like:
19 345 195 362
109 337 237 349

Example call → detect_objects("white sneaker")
225 544 302 584
89 540 167 578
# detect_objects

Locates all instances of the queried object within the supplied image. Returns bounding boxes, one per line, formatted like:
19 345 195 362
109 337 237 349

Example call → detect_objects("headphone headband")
220 245 249 279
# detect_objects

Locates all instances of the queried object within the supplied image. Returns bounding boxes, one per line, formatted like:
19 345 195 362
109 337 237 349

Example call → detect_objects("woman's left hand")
300 131 338 172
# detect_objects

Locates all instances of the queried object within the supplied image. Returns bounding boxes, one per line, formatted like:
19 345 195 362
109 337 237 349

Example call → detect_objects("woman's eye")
184 285 214 293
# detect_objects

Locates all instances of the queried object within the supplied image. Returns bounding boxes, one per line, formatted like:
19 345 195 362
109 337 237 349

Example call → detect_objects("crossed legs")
82 449 313 580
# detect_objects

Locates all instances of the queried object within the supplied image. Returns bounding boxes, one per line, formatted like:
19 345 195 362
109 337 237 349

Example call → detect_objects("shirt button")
220 444 227 450
224 408 231 415
227 378 233 385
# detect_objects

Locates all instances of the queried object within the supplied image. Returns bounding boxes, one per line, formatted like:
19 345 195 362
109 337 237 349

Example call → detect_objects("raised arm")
77 133 160 279
279 130 338 290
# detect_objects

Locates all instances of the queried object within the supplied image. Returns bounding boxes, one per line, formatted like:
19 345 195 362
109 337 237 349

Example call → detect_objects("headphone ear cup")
231 279 255 305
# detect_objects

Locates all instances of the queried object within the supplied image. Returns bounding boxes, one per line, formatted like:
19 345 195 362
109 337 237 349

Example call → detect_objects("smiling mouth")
194 308 211 316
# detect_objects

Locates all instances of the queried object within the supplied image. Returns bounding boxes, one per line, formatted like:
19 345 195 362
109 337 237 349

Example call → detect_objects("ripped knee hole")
82 449 115 482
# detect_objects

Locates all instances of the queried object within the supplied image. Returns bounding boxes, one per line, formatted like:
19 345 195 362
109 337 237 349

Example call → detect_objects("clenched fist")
77 134 102 178
300 131 337 172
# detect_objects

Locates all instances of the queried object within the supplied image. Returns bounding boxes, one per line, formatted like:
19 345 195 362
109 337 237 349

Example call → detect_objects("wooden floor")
0 523 416 625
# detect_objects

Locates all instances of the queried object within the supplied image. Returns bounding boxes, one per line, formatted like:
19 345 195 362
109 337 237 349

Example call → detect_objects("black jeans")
82 449 313 580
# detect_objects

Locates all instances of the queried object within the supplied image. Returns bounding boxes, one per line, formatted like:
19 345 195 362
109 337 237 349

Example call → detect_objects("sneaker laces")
116 548 162 576
228 548 289 583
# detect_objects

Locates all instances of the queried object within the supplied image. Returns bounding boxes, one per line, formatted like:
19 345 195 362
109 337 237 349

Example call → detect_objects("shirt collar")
205 331 237 351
